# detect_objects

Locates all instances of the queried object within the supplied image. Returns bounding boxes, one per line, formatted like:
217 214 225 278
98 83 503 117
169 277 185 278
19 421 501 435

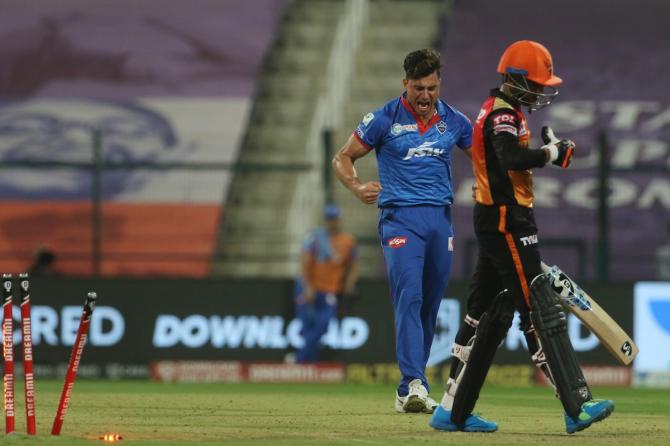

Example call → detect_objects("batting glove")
541 126 575 169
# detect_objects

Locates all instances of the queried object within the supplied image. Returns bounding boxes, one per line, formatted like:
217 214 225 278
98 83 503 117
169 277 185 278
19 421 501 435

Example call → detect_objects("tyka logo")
519 234 538 246
402 141 443 160
387 237 407 248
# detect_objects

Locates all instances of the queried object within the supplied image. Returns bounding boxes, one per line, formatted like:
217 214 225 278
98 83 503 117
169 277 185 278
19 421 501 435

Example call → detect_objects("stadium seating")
334 0 448 277
213 0 447 278
212 0 345 277
214 0 448 278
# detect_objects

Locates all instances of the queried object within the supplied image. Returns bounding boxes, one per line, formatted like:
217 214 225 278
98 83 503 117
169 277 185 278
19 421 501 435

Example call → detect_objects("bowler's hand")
354 181 382 204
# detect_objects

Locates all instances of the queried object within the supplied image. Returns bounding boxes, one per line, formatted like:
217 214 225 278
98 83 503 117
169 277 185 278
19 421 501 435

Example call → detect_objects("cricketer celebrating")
333 49 472 414
429 40 614 433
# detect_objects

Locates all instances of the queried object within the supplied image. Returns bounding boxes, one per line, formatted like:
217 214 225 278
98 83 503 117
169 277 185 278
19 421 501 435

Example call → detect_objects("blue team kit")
354 94 472 395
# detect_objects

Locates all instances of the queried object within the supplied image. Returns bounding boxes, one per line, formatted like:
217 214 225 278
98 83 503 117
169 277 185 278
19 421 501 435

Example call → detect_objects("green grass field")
2 380 669 445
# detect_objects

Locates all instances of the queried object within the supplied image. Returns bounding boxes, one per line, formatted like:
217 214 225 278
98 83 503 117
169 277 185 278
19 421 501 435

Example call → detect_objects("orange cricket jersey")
307 232 356 294
472 90 535 207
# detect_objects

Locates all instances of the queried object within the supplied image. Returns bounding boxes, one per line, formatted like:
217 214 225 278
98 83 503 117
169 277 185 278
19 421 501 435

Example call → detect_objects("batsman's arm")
332 134 381 205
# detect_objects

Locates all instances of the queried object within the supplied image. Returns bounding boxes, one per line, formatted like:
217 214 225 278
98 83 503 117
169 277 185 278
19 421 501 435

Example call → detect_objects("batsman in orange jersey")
429 40 614 434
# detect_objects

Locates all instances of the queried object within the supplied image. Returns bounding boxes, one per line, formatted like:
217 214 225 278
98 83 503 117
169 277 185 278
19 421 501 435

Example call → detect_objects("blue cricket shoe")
429 405 498 432
565 399 615 434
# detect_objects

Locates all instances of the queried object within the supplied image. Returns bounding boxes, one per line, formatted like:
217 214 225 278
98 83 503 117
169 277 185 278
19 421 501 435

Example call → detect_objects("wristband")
542 144 559 162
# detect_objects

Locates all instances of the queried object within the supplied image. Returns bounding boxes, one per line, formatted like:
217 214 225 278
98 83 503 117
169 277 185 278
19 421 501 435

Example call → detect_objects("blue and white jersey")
353 94 472 207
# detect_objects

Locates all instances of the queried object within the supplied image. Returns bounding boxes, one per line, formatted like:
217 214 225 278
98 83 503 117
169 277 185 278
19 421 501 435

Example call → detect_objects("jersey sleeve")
488 109 520 137
456 112 473 149
353 107 388 150
485 110 547 170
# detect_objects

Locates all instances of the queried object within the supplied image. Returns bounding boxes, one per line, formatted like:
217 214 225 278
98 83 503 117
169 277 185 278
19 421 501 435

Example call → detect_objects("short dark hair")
403 49 441 79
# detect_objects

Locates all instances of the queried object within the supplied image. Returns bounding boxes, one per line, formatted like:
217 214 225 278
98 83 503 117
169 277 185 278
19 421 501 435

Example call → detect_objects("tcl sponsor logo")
388 237 407 248
152 315 369 350
493 113 516 125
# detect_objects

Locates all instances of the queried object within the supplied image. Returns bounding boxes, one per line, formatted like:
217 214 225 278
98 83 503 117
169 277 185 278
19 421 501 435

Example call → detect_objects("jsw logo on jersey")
402 141 444 160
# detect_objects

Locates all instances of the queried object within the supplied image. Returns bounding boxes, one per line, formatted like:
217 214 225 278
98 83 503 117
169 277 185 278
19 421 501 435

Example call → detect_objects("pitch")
2 380 668 445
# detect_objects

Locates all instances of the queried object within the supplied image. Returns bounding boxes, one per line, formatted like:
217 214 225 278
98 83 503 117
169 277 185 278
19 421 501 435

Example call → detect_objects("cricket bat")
541 262 638 365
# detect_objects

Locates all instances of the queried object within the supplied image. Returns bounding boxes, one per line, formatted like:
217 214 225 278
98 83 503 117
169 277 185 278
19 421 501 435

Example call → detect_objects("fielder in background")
293 204 358 363
333 49 473 414
429 40 614 434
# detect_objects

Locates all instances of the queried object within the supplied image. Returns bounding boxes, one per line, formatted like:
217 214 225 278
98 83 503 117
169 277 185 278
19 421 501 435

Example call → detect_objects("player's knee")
491 289 514 331
482 289 515 334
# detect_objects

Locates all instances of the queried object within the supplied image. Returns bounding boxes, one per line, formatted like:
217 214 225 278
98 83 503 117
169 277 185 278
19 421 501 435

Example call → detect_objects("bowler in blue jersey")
332 49 473 414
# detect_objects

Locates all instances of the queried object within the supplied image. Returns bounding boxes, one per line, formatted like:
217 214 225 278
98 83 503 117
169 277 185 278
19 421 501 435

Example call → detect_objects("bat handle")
540 261 550 273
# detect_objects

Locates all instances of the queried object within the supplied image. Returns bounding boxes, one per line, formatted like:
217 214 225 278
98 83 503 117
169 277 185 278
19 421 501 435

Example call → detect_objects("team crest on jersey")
387 236 407 248
391 123 418 136
436 121 447 134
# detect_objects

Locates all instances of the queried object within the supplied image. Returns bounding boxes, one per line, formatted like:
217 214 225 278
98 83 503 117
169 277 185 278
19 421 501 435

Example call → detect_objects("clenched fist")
354 181 382 204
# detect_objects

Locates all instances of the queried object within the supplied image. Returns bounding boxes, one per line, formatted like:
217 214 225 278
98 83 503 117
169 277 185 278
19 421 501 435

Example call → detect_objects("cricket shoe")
394 379 437 413
565 399 615 434
429 405 498 432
